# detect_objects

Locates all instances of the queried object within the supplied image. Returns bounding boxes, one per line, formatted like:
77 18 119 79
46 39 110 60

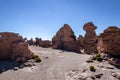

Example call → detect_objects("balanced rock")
83 22 98 54
52 24 80 53
0 32 32 61
97 26 120 57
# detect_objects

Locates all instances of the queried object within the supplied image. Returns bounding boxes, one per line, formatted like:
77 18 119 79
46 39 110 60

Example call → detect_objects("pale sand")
0 46 120 80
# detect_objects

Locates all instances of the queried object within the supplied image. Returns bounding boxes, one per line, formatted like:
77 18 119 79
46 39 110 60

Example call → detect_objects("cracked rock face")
52 24 80 53
83 22 98 54
0 32 32 61
97 26 120 57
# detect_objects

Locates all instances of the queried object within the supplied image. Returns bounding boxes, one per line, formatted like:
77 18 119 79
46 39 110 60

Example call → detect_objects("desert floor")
0 46 120 80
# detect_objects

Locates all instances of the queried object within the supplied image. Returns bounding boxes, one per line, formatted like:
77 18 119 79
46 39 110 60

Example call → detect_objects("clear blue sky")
0 0 120 40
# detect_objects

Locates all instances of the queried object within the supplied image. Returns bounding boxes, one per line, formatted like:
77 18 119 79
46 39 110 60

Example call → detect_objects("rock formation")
0 32 32 62
83 22 98 54
52 24 80 53
27 37 51 48
77 35 84 50
97 26 120 57
27 38 34 45
108 58 120 67
39 40 52 48
34 37 41 46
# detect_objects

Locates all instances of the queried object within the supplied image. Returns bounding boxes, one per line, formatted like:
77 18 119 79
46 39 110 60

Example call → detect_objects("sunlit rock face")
0 32 32 61
97 26 120 57
83 22 98 54
52 24 80 53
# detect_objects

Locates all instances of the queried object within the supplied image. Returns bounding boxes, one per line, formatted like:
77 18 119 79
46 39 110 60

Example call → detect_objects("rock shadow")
0 60 22 74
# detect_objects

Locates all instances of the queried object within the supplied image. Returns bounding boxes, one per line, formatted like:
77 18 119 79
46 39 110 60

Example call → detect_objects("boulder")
97 26 120 57
39 40 52 48
34 37 41 46
52 24 80 53
0 32 32 61
83 22 98 54
108 58 120 67
11 42 32 61
77 35 84 50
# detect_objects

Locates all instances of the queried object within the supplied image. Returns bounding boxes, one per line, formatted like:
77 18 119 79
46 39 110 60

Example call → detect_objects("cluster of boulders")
27 38 34 45
27 22 119 58
51 22 120 67
97 26 120 67
52 24 80 53
26 22 120 58
97 26 120 57
25 22 120 56
39 40 52 48
27 38 52 48
0 22 119 68
0 32 32 62
27 37 42 46
51 22 98 54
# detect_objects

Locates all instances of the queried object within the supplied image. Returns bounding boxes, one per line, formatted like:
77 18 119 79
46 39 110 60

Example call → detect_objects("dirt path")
0 46 120 80
29 46 90 80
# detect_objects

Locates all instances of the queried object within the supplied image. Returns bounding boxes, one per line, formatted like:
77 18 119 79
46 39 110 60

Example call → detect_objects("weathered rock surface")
27 37 51 48
39 40 52 48
52 24 80 53
77 35 84 50
83 22 98 54
97 26 120 57
0 32 32 61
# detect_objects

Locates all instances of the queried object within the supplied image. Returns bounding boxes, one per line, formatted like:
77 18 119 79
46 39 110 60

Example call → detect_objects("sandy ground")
0 46 120 80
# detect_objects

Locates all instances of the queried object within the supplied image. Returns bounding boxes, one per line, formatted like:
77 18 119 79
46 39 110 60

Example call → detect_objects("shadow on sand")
0 60 22 74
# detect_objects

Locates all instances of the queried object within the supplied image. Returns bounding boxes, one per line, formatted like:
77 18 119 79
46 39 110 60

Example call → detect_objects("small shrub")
35 57 41 62
96 57 102 62
32 54 39 59
96 54 101 57
89 66 95 72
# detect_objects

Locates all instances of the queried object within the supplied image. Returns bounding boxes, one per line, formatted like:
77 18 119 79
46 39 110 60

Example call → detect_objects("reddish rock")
11 42 32 61
97 26 120 57
0 32 32 61
83 22 98 54
77 35 85 50
52 24 80 53
39 40 52 48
